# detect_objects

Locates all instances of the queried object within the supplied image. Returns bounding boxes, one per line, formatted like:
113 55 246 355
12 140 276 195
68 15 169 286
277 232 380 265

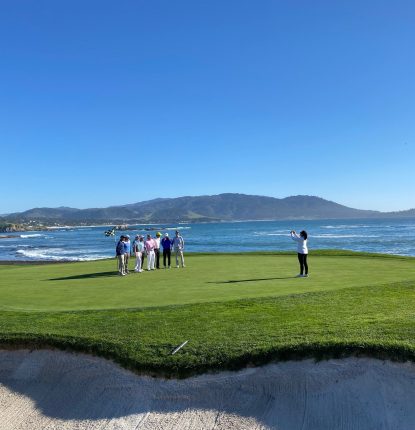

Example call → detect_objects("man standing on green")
172 230 185 268
161 232 172 269
115 235 126 276
154 232 161 269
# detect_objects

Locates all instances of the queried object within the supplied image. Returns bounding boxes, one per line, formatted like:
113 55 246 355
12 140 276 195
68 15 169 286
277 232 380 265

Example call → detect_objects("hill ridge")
1 193 414 226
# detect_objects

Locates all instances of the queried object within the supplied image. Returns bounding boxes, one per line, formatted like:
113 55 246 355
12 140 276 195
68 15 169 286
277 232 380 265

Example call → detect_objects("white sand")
1 350 415 429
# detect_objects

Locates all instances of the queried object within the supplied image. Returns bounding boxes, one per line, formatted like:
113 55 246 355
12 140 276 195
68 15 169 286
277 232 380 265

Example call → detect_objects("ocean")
1 218 415 262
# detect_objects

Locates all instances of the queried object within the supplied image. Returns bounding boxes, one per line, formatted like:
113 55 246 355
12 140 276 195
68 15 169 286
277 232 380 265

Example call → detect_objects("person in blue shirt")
161 233 173 268
115 235 126 276
123 235 131 274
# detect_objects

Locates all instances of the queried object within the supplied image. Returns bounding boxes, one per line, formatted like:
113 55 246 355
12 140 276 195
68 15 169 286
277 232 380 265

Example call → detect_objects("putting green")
1 252 414 311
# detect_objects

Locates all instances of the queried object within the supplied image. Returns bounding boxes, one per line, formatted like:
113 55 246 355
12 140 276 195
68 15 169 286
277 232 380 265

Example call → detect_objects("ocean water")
1 218 415 262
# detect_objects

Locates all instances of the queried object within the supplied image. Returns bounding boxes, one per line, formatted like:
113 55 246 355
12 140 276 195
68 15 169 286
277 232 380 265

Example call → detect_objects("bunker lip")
1 349 415 430
1 340 415 379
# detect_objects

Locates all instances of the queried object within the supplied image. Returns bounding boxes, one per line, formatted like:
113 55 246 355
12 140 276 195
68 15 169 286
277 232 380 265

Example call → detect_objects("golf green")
0 251 414 311
1 251 415 376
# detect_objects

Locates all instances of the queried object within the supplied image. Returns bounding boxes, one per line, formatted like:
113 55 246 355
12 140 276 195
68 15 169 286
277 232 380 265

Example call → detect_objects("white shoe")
182 265 186 268
295 274 303 278
176 265 179 268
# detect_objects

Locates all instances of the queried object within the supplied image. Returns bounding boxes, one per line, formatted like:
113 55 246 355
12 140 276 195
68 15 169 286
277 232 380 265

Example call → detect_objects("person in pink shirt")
145 234 156 271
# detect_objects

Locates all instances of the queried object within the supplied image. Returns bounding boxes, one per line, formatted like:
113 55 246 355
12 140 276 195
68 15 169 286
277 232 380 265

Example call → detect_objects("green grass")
1 251 415 377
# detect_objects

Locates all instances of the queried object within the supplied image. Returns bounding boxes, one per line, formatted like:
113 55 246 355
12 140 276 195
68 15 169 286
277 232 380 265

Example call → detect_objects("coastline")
1 218 415 262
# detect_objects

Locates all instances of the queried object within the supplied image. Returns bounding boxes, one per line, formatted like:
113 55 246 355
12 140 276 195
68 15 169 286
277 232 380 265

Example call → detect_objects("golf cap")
156 232 161 237
125 234 130 238
165 233 169 237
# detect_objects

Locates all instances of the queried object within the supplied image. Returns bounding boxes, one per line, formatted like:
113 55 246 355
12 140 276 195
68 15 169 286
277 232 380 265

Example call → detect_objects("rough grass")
0 251 415 377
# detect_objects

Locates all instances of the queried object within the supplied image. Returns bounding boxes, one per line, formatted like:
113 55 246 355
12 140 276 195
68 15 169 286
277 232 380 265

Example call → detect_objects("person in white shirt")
290 230 309 277
133 235 144 273
154 232 161 269
172 230 185 268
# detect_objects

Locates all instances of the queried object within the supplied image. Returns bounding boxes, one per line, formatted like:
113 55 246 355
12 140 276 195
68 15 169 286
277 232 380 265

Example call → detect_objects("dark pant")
141 253 145 269
297 253 308 275
163 249 171 267
155 248 160 269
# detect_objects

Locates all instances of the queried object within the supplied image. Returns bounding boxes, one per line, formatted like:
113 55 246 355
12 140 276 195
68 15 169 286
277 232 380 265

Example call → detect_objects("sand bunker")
1 350 415 429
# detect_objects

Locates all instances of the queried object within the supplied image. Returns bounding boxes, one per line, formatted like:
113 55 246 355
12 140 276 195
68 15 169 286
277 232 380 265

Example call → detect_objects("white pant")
117 254 125 275
147 250 155 270
135 252 142 271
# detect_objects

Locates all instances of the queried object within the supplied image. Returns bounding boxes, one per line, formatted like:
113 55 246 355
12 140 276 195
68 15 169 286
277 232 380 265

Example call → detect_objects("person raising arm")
291 230 309 277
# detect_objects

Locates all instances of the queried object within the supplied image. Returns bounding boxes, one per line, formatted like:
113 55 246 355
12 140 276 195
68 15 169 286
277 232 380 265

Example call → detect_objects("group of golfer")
115 228 309 278
116 230 185 276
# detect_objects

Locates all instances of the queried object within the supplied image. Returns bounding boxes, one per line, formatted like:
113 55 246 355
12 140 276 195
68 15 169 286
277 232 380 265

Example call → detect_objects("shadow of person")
49 271 118 280
207 276 296 284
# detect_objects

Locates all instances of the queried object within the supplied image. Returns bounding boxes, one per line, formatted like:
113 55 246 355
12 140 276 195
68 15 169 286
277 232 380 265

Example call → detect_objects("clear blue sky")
1 0 414 213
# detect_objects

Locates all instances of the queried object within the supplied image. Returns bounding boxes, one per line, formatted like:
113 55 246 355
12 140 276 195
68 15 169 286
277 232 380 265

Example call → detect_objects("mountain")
2 194 414 226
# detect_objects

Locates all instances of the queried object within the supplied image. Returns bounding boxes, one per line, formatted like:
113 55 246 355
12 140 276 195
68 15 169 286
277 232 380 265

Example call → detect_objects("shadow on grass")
49 271 118 280
208 276 295 284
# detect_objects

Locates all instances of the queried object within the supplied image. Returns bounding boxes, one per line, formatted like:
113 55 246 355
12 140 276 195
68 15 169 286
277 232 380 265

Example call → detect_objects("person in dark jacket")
161 233 173 268
116 235 126 276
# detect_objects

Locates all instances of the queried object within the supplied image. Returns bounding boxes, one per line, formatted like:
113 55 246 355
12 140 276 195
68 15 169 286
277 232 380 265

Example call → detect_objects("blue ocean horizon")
1 218 415 262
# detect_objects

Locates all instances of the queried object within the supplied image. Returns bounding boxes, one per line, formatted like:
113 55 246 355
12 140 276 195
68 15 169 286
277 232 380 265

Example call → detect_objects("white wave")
254 232 289 237
6 244 32 248
321 225 371 229
19 234 44 238
16 248 110 261
313 234 380 239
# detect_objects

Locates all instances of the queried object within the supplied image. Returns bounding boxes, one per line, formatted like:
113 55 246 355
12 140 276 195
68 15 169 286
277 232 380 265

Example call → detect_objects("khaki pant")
117 254 125 275
175 249 185 267
124 253 129 272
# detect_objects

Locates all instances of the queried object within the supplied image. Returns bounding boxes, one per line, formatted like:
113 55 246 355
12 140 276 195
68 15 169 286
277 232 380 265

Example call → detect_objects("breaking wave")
16 248 110 262
313 234 380 239
321 225 372 229
254 232 289 237
19 234 45 238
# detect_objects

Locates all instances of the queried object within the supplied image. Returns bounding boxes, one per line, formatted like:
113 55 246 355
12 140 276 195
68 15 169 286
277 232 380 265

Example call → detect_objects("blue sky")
1 0 414 213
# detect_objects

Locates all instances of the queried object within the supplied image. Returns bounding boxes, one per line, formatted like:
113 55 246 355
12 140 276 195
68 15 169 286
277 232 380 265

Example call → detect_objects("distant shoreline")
3 215 415 235
0 260 75 265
